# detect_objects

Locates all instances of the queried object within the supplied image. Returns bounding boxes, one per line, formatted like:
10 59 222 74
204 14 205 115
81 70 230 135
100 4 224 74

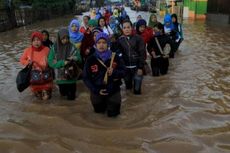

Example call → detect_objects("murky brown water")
0 8 230 153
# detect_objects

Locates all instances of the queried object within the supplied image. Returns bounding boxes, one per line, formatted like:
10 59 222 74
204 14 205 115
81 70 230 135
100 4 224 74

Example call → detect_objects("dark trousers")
90 91 121 117
151 57 169 76
175 38 183 51
58 83 76 100
124 68 143 94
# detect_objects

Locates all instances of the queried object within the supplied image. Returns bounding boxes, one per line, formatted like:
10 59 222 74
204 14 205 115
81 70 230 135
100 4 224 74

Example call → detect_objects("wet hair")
121 19 132 28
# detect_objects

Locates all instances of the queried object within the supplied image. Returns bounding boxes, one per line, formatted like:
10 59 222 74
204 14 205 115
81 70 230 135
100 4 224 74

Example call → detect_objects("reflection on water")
0 8 230 153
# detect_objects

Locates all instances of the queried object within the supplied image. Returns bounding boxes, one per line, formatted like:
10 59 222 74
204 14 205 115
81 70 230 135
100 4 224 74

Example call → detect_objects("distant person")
83 32 126 117
98 17 114 37
164 14 176 58
147 23 175 76
69 19 84 49
133 14 142 30
103 8 111 25
136 19 154 45
135 19 154 75
171 13 183 51
48 29 82 100
80 15 90 34
90 8 97 19
148 14 161 28
41 30 53 49
117 20 145 95
20 32 53 100
80 21 99 67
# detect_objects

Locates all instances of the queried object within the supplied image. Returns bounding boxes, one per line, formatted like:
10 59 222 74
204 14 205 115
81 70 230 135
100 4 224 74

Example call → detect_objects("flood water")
0 8 230 153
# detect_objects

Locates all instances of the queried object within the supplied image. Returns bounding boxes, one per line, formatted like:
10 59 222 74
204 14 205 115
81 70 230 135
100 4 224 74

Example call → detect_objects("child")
48 29 82 100
83 32 126 117
147 23 175 76
41 30 53 49
20 32 53 100
69 19 84 49
117 19 145 95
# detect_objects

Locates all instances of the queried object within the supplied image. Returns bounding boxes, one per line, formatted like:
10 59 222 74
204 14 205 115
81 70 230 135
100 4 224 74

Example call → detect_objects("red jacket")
140 27 154 44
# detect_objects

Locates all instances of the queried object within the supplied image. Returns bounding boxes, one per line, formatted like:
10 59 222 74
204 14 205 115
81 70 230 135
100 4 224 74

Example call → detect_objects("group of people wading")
19 6 183 117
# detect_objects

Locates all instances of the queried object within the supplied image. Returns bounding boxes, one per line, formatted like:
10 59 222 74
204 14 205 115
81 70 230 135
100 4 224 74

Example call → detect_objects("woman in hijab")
83 32 126 117
148 14 160 28
48 29 82 100
171 13 183 51
69 19 84 49
20 32 53 100
41 30 53 49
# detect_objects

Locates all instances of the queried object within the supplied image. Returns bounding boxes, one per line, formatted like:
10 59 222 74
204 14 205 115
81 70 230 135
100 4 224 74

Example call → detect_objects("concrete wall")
206 13 230 24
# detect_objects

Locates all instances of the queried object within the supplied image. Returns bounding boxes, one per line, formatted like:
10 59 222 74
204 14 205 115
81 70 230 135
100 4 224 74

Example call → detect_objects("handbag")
16 63 32 92
64 60 81 80
30 67 53 85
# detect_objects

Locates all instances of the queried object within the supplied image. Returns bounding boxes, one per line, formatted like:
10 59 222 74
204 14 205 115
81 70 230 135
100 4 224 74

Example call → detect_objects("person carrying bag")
19 31 53 100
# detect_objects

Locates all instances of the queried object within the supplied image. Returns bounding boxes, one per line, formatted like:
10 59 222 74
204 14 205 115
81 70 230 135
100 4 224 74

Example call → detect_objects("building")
206 0 230 24
183 0 207 19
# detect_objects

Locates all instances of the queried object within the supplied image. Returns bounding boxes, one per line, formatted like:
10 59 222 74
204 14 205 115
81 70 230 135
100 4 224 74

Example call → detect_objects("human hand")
151 51 156 58
85 49 90 55
99 89 108 95
64 60 70 65
107 67 113 76
137 69 143 76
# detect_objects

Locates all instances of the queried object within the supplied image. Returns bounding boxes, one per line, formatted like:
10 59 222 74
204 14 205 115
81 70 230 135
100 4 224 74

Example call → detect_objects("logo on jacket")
91 65 98 72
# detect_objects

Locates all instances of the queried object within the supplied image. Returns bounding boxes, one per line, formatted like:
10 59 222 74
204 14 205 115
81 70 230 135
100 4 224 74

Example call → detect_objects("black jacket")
83 52 126 95
147 34 176 57
117 34 145 69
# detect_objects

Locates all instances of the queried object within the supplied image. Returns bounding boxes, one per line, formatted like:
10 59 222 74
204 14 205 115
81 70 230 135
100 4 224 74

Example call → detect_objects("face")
139 25 146 33
154 27 162 35
172 17 176 23
32 37 42 48
151 15 157 22
96 39 108 52
61 36 69 44
71 24 78 32
122 22 132 36
99 19 105 27
42 33 48 41
83 17 89 25
137 15 142 21
93 32 99 42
